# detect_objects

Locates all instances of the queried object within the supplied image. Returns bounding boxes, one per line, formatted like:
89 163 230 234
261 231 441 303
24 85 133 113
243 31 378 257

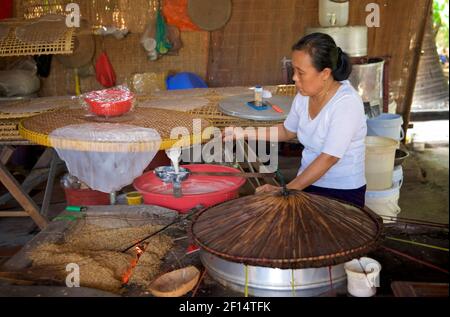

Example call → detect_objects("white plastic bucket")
344 257 381 297
392 165 403 188
365 183 401 223
365 136 398 191
367 113 405 141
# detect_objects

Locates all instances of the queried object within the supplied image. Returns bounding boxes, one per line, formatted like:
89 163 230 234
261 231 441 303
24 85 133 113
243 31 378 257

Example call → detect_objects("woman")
254 33 367 207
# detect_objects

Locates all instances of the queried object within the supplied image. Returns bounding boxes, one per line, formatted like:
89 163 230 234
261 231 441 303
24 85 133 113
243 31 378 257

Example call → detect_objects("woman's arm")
255 153 339 194
226 123 297 142
286 153 339 190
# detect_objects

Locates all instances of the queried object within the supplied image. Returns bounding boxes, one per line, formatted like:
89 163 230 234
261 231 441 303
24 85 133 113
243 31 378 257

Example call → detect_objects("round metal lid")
218 94 293 121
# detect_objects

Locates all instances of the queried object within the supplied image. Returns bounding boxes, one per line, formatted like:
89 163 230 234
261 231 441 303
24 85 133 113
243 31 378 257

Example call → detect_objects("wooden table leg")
0 147 65 206
0 161 48 230
0 146 15 165
40 149 60 218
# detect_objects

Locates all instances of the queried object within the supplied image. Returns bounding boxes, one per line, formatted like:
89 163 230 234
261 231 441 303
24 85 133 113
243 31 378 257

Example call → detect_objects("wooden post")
401 0 434 143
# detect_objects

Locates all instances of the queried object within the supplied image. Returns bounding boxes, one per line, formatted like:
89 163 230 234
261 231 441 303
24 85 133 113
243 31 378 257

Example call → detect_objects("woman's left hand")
255 184 281 195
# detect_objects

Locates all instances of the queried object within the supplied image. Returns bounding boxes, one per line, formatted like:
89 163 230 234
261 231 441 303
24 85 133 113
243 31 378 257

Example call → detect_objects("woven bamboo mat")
0 119 22 142
19 108 212 152
0 96 78 119
0 18 74 57
0 96 79 142
137 97 210 112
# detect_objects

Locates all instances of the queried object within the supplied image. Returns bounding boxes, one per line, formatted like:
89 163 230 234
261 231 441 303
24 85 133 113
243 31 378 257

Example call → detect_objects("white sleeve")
322 96 364 159
283 94 301 133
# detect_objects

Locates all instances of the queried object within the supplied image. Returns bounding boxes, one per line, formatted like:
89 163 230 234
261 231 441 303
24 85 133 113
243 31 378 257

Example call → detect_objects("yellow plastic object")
126 192 143 205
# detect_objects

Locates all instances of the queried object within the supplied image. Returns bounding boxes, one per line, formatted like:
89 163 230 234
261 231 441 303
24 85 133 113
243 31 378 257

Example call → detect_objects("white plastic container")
367 114 405 142
345 257 381 297
365 183 401 223
319 0 349 27
365 136 398 191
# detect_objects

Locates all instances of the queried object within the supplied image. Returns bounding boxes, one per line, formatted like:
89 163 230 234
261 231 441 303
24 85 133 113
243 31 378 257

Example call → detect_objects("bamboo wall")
13 0 209 96
208 0 431 115
7 0 431 116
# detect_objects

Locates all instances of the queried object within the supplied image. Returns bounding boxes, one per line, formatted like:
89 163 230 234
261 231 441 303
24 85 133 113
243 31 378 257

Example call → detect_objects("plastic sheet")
162 0 200 31
129 72 166 94
0 58 40 97
50 123 161 193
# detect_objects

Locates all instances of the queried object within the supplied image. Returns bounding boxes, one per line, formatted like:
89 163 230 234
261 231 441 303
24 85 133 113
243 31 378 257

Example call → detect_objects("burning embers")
122 245 145 285
29 223 173 293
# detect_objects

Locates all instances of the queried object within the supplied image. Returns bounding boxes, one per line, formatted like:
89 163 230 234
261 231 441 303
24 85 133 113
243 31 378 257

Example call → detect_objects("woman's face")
291 50 331 97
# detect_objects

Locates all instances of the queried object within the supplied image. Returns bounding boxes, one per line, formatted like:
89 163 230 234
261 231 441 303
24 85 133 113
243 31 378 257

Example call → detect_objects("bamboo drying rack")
0 18 74 57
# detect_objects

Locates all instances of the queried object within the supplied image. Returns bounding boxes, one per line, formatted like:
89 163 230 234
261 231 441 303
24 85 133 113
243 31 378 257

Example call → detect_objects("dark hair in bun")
292 32 352 81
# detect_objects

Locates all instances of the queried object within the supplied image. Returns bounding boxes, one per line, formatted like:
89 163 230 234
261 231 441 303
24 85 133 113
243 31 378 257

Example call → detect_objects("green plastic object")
155 9 172 55
66 206 87 213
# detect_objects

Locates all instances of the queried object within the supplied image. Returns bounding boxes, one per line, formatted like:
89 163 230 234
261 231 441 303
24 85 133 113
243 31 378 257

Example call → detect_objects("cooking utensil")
264 101 284 113
148 266 200 297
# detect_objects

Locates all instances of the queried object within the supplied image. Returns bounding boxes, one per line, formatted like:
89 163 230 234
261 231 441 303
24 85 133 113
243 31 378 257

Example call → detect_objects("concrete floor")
0 121 448 266
399 146 449 224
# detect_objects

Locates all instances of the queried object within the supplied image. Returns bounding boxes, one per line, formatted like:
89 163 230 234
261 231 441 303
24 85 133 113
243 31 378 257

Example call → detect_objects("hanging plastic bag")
0 0 13 20
155 9 172 55
0 57 40 97
162 0 199 31
95 51 116 88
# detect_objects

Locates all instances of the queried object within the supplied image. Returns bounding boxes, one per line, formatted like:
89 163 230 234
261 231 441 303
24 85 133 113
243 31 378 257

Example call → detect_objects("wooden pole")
401 0 434 143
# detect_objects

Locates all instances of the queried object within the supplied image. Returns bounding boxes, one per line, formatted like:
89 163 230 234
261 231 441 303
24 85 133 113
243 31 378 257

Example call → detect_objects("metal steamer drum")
192 190 383 297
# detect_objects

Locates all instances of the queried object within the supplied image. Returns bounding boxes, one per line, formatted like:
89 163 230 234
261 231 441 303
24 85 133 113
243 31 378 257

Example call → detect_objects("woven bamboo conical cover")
192 190 383 269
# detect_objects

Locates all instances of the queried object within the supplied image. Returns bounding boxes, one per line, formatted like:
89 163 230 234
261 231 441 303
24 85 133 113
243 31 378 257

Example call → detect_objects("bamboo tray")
0 18 74 57
19 108 212 152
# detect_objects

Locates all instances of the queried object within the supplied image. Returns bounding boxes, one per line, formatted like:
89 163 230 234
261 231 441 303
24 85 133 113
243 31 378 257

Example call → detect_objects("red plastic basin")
64 188 110 206
133 164 246 213
84 88 134 117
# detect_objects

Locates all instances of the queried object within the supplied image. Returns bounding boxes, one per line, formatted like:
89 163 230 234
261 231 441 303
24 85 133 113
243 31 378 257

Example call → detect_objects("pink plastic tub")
133 164 246 213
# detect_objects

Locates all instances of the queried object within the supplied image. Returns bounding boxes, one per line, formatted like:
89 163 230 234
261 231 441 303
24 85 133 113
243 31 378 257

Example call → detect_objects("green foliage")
433 0 449 48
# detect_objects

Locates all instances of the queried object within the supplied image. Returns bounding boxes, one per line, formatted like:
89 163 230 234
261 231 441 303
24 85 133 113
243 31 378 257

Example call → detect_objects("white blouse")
284 80 367 189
